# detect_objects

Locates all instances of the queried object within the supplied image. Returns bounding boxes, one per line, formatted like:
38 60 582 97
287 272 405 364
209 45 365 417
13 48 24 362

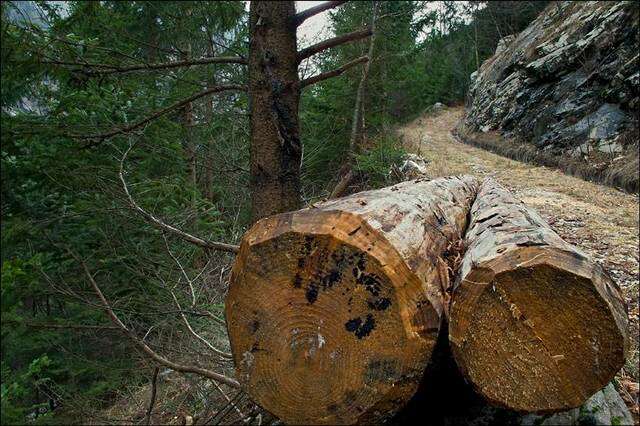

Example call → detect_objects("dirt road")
399 106 639 410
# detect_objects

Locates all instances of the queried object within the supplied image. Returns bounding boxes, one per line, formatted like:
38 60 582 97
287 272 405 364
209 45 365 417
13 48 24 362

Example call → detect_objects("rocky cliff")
462 1 639 192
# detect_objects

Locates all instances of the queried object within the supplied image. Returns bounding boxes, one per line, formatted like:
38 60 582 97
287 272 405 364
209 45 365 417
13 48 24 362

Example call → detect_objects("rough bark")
226 176 479 424
248 1 302 221
448 178 629 413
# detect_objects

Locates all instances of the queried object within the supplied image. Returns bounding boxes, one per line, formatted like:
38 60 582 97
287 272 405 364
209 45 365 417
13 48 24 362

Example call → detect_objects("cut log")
449 178 628 413
226 176 478 424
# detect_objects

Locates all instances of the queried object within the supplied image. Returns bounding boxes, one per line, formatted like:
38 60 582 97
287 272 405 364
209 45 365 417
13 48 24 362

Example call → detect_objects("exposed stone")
465 1 639 158
398 153 429 178
520 384 635 426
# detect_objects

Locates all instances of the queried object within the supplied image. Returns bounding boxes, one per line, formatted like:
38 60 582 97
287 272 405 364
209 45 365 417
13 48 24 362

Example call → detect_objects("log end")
449 247 628 412
226 210 440 424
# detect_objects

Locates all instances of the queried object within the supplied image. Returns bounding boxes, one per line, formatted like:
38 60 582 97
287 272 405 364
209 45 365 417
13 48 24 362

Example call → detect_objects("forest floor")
398 105 640 417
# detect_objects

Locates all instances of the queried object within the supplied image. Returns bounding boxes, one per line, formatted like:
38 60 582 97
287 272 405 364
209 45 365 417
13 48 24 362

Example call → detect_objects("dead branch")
7 321 120 331
80 84 247 145
293 1 347 27
169 290 233 359
300 56 368 88
74 252 240 388
43 56 247 75
212 381 247 422
163 234 197 306
297 28 373 62
119 143 240 254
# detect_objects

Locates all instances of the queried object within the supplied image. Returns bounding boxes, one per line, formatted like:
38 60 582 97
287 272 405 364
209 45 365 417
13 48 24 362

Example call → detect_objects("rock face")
521 384 635 426
465 1 639 158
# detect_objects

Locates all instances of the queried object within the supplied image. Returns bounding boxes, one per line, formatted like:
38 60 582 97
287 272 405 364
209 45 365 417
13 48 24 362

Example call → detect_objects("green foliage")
354 135 406 189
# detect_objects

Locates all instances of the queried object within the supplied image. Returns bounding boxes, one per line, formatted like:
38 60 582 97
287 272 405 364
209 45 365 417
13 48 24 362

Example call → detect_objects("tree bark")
203 42 217 204
226 176 479 424
248 1 302 221
448 178 629 413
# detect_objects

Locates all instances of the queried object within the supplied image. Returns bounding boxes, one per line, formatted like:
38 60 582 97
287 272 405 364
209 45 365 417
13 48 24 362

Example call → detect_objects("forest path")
398 106 640 395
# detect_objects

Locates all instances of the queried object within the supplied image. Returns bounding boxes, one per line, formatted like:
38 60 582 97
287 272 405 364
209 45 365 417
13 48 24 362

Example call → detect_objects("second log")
449 178 628 413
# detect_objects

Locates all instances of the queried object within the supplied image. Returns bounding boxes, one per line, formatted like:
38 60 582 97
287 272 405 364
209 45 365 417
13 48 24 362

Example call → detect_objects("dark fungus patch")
251 320 260 333
306 269 344 305
306 283 319 304
321 269 342 288
293 273 302 288
368 297 391 311
345 317 362 333
345 314 376 339
356 273 382 297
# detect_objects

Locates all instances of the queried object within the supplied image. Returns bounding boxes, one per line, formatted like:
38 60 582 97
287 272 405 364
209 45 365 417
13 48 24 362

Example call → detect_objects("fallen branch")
119 143 240 254
297 28 372 62
81 84 246 145
74 252 240 388
299 56 368 88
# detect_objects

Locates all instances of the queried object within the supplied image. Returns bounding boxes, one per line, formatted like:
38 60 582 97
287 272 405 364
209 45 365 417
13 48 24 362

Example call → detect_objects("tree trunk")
448 178 628 413
330 2 378 199
181 44 197 206
226 176 478 424
203 41 217 204
248 1 302 222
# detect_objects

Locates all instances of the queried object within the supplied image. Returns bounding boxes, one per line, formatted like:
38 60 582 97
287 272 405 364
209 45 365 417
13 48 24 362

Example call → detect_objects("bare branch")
300 56 368 88
43 56 247 75
74 252 240 388
170 290 233 359
80 84 247 144
297 28 372 62
213 381 247 422
203 310 227 327
293 1 347 27
6 320 120 331
163 234 197 306
119 143 240 254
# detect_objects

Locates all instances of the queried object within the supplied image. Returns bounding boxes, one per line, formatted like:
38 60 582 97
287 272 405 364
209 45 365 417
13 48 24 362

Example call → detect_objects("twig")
119 143 240 253
80 85 247 145
6 321 119 331
163 234 196 306
169 289 233 359
71 250 241 388
212 381 247 422
43 56 247 75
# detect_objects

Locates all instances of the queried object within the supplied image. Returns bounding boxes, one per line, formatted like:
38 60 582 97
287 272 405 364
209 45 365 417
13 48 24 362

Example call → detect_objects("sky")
296 1 334 48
